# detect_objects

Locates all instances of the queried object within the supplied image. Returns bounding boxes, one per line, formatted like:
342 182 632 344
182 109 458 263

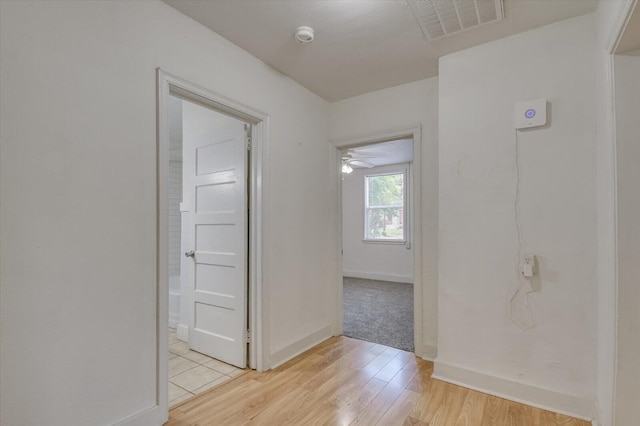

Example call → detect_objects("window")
364 171 406 242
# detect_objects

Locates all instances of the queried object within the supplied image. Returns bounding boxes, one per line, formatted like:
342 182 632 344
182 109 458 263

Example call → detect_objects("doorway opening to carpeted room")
338 134 416 353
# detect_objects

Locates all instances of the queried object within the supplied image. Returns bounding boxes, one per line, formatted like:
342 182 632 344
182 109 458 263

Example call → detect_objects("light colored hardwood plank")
166 336 591 426
375 351 415 382
376 388 421 425
429 382 469 426
557 412 592 425
245 380 311 424
523 403 544 425
362 347 403 377
283 368 375 425
403 415 430 425
454 389 488 426
540 408 559 425
405 359 434 393
167 406 185 422
407 378 446 423
324 377 388 426
506 400 532 426
479 394 510 426
349 366 419 425
335 340 382 370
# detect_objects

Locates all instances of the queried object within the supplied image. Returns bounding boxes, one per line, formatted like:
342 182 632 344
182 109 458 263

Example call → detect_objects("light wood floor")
167 336 591 426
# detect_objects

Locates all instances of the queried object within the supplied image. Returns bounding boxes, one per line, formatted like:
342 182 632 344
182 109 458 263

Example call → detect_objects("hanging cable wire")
510 129 535 330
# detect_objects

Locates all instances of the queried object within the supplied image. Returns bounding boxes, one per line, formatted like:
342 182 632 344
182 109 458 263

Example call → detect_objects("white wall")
613 50 640 426
0 1 334 425
329 77 439 357
594 2 633 424
436 15 597 419
342 163 413 283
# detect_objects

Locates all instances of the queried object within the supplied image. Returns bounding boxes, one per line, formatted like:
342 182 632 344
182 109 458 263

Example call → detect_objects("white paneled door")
183 106 248 369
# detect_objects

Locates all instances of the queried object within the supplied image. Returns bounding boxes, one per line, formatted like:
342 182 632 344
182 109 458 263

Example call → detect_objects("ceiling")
344 138 413 169
617 2 640 54
164 0 597 102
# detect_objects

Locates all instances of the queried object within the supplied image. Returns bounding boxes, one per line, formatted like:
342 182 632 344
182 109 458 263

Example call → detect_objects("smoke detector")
294 26 314 43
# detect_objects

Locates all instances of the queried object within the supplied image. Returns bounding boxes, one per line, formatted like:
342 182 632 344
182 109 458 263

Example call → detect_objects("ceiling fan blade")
350 159 375 168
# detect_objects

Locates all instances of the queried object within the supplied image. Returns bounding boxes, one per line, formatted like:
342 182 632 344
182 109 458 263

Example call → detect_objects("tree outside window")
365 172 405 241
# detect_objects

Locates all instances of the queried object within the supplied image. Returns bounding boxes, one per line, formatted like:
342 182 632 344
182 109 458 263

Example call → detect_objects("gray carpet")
343 277 414 352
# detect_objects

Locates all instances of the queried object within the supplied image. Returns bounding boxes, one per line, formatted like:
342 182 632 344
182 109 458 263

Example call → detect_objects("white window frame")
363 169 408 244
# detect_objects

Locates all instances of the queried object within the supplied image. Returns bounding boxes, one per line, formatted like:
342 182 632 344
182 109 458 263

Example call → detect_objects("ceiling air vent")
408 0 504 41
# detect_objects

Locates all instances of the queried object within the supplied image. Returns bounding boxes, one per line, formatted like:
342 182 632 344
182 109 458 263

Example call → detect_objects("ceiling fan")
341 153 375 174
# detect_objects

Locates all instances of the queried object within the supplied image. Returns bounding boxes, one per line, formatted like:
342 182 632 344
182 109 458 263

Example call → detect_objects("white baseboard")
592 399 604 426
115 405 165 426
269 324 333 369
415 344 437 361
169 313 179 330
343 270 413 284
176 323 188 342
433 361 594 421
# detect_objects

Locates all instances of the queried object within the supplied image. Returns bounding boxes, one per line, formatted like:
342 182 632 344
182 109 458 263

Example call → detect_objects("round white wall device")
294 26 314 43
514 98 547 130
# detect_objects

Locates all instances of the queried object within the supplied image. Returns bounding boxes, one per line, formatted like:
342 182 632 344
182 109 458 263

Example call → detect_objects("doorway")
611 14 640 421
333 127 423 355
157 70 267 414
166 94 249 406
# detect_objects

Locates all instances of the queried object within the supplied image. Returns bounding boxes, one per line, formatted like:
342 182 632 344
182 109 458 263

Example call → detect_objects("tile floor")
168 328 245 407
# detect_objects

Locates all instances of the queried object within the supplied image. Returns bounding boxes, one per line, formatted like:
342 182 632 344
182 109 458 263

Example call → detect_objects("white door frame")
331 125 428 358
156 69 268 417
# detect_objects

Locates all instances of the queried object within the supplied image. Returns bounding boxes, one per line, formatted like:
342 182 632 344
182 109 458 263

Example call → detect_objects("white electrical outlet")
521 254 535 278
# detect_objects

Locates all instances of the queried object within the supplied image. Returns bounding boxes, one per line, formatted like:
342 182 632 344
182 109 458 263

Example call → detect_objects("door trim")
331 125 433 359
156 69 269 418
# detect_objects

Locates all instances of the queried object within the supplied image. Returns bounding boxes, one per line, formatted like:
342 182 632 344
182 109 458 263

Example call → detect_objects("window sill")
362 239 408 245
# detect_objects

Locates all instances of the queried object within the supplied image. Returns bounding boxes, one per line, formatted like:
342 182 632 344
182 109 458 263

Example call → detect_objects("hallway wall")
0 1 334 424
436 14 597 419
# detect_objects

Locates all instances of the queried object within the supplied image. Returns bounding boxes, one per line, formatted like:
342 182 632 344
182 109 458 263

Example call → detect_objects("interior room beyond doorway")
341 138 415 352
